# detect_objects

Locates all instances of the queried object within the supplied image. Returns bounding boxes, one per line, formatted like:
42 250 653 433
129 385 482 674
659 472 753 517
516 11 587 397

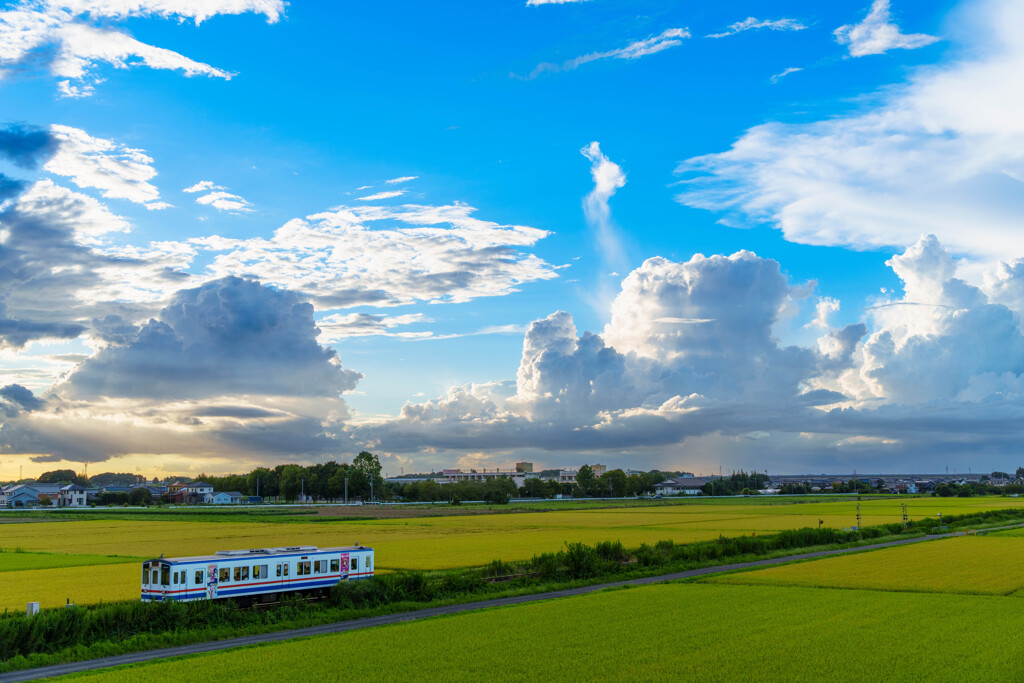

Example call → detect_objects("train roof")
145 545 373 564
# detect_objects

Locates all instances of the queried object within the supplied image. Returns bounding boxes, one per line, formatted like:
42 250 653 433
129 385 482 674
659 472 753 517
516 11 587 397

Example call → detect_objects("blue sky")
2 0 1023 478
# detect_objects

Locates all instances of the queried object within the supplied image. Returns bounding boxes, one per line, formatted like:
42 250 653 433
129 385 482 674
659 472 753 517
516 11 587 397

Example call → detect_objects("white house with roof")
58 484 87 507
204 491 244 505
183 481 214 495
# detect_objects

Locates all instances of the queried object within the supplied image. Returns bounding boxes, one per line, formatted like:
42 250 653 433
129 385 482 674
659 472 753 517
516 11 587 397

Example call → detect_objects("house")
58 484 87 507
2 484 60 508
183 481 214 496
204 491 243 505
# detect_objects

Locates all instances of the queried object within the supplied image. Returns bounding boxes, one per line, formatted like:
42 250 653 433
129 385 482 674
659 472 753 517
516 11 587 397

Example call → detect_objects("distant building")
654 477 709 496
515 462 534 473
440 468 535 488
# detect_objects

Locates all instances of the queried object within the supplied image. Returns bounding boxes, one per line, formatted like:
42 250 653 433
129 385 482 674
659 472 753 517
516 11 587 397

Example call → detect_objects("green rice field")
62 581 1024 682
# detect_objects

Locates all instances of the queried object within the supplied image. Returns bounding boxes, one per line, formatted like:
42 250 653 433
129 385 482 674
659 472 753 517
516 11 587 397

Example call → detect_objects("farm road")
0 528 1005 682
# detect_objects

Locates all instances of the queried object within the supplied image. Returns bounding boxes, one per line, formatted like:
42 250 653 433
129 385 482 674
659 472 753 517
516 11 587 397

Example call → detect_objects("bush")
483 490 509 505
561 542 599 578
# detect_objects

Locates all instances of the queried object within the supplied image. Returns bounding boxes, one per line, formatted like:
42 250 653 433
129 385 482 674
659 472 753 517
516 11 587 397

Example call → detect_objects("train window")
368 557 372 570
283 563 289 577
314 560 326 574
330 559 339 572
254 565 267 579
351 557 358 571
220 568 230 583
298 561 310 576
195 570 203 585
172 572 178 585
242 567 249 580
152 570 158 584
276 563 282 577
161 566 170 586
234 566 249 581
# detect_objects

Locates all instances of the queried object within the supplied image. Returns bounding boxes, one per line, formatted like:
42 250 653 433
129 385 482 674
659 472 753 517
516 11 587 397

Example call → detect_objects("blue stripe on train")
141 575 372 601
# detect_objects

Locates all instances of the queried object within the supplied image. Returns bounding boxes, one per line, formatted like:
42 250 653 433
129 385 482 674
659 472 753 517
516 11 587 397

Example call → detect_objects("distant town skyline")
4 0 1024 479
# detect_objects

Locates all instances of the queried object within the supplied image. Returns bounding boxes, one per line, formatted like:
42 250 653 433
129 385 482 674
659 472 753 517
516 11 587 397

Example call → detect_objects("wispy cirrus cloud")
526 0 590 5
385 176 418 185
359 190 405 201
0 0 283 96
834 0 938 57
770 66 803 83
707 17 807 39
528 28 690 79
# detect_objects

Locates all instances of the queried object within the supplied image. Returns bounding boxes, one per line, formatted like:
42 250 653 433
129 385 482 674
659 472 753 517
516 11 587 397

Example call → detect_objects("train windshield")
142 562 150 584
160 564 170 586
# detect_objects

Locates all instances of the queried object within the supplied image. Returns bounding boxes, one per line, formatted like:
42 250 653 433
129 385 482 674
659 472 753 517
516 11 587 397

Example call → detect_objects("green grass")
61 582 1024 682
0 550 140 573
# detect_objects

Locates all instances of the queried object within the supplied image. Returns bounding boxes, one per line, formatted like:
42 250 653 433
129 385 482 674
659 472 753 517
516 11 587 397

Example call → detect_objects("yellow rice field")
710 535 1024 596
2 496 1022 609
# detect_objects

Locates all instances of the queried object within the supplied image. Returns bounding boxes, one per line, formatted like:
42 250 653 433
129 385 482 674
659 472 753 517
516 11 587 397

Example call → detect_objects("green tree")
126 488 152 506
600 469 628 498
279 465 304 502
37 469 89 486
575 465 596 497
247 467 277 498
352 451 383 501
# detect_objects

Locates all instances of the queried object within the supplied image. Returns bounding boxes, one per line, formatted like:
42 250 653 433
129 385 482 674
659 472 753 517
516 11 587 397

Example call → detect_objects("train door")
276 558 291 591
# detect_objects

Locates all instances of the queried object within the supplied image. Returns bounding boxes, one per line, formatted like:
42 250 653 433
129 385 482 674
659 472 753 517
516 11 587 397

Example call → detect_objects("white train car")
141 545 374 604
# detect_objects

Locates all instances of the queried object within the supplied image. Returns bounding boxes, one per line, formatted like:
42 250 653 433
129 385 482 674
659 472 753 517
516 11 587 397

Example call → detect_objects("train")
141 544 374 604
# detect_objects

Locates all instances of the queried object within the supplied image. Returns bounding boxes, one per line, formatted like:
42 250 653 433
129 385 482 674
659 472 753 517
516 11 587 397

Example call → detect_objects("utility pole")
344 477 349 506
370 478 374 503
300 477 304 502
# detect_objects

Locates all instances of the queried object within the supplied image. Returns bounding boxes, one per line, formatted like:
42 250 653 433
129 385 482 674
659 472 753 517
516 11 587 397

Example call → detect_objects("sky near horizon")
2 0 1022 479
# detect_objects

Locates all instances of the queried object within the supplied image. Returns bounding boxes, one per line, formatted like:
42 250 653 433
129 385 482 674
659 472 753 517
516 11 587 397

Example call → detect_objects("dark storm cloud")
0 180 185 348
63 276 362 400
0 384 43 416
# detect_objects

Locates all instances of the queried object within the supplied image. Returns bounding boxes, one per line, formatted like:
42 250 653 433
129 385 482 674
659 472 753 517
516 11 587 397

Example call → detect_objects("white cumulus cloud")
44 125 166 208
677 0 1024 265
190 201 559 309
0 0 282 96
834 0 939 57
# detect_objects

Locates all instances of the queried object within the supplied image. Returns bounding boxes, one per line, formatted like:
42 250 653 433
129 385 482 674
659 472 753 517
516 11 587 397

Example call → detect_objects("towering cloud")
63 276 361 400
